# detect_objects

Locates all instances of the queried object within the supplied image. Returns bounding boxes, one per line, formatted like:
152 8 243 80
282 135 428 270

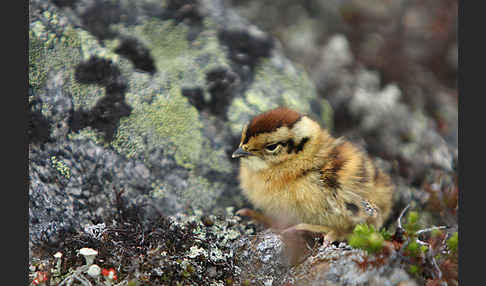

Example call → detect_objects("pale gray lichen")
187 245 208 259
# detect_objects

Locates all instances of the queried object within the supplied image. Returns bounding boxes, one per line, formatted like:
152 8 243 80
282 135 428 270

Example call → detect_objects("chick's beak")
232 146 254 158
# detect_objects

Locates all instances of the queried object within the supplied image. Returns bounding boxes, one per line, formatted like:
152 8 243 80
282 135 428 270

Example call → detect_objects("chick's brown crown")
243 107 302 144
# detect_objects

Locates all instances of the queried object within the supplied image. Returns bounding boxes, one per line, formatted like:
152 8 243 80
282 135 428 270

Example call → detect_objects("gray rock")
282 241 417 286
233 230 291 284
29 0 330 255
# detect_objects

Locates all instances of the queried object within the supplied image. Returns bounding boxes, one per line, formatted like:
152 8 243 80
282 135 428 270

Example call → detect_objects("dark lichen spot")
218 29 274 72
52 0 77 8
80 2 122 40
114 37 156 74
163 0 204 41
74 57 121 86
346 202 359 214
70 92 131 142
181 87 205 111
182 67 238 118
71 57 132 142
29 109 51 144
166 0 203 24
204 67 238 117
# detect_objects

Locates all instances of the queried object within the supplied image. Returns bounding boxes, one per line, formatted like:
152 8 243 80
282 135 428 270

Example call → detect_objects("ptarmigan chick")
232 107 393 241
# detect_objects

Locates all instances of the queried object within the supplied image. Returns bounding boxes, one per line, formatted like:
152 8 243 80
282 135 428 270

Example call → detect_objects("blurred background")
225 0 458 229
227 0 457 142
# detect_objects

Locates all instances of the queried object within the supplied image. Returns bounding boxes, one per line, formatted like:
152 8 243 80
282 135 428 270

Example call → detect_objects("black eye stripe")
264 143 279 151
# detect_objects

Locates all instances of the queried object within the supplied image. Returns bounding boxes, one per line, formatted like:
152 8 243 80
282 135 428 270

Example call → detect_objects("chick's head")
232 107 320 171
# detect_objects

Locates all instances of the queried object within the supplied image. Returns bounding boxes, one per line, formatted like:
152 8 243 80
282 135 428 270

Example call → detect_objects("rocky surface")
29 0 457 285
29 0 327 251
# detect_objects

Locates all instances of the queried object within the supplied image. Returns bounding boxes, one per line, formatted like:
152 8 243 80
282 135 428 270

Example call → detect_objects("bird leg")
282 223 346 242
235 208 274 228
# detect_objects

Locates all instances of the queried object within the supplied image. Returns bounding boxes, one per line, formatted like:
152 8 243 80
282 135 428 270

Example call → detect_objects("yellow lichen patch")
50 156 71 179
29 21 107 111
112 87 203 169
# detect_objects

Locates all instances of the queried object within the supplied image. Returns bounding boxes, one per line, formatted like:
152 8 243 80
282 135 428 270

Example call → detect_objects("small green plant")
447 232 458 253
405 240 428 257
404 211 420 235
409 264 420 275
348 224 385 254
379 228 392 241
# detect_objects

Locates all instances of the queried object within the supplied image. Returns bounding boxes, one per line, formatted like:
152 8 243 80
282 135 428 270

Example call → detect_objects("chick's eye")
264 143 279 152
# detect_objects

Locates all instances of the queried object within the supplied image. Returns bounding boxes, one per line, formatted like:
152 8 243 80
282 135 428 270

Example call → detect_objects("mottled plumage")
233 107 394 241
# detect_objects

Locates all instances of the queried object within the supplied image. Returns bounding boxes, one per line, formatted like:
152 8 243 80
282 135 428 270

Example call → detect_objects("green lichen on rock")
227 58 331 135
29 19 107 110
113 88 204 168
111 17 230 88
106 17 233 172
50 156 71 179
67 128 109 147
29 5 329 214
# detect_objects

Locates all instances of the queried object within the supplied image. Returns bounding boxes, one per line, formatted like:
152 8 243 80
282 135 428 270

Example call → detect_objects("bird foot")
235 208 273 228
281 224 345 243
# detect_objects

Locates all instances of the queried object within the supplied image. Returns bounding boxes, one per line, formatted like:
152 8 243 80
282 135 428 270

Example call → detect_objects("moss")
447 232 458 253
348 224 384 254
379 228 392 241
